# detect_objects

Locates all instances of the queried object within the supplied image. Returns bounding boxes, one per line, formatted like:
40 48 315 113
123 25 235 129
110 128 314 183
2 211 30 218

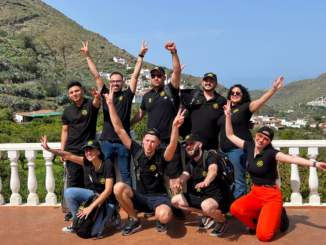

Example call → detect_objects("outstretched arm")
164 108 186 162
276 152 326 171
170 171 191 189
80 41 105 93
104 85 132 150
130 108 147 126
41 135 84 165
195 164 218 189
129 40 149 93
224 100 245 149
165 42 181 89
249 76 285 113
89 87 102 108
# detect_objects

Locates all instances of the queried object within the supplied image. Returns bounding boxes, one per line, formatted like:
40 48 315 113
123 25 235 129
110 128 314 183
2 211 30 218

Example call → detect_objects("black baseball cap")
150 66 165 75
257 126 274 140
82 139 101 149
181 134 201 145
203 72 218 82
144 128 161 140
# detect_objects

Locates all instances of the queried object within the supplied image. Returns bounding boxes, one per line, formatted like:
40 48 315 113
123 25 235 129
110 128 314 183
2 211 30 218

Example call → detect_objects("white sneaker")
62 223 74 234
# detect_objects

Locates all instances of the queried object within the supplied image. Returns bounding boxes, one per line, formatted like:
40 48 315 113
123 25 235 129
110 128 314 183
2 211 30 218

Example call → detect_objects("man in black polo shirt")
130 42 183 200
105 88 186 235
181 73 227 150
61 81 101 220
80 40 148 187
171 134 230 237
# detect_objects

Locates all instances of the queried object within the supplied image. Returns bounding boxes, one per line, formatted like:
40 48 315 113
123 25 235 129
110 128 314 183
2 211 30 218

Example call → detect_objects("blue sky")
43 0 326 90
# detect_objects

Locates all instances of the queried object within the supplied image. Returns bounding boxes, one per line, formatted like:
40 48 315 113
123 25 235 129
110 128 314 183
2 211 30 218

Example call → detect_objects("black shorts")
159 140 183 178
131 189 172 213
183 192 230 214
66 160 85 188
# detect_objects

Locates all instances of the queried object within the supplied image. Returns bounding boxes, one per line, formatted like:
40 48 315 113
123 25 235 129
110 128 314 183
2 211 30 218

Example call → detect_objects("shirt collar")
90 160 104 174
73 97 87 108
151 86 164 93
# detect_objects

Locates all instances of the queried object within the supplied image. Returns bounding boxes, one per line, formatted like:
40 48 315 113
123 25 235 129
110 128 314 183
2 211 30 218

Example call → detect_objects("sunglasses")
256 133 270 142
110 80 123 83
151 74 163 78
231 91 242 96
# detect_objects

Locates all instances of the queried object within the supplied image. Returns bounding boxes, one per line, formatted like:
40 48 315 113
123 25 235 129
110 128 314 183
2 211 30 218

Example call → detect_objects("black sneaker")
210 220 228 237
64 210 73 221
172 206 186 220
155 219 167 232
198 216 215 229
62 223 74 234
144 212 155 218
121 218 143 236
249 219 258 234
280 207 289 232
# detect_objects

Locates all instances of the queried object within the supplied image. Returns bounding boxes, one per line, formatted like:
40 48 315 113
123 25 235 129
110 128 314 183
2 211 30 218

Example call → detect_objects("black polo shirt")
62 98 99 155
217 102 253 149
140 83 179 140
185 153 228 198
243 141 279 185
83 157 116 204
130 140 169 195
100 85 134 141
181 89 227 149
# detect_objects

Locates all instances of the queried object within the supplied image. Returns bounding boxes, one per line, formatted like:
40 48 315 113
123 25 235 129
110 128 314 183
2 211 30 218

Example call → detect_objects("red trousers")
230 184 283 242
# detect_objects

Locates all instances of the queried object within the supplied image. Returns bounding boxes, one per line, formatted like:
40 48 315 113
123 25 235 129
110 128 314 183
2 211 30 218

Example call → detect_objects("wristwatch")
171 49 177 54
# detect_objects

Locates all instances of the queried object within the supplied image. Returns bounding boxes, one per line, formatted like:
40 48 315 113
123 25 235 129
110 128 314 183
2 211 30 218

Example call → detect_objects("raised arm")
164 109 186 162
80 41 105 92
89 87 102 109
195 164 218 189
249 76 285 113
60 125 69 162
130 108 147 126
129 40 149 93
41 135 83 165
104 85 132 150
170 171 191 189
165 42 181 89
224 100 245 149
276 152 326 171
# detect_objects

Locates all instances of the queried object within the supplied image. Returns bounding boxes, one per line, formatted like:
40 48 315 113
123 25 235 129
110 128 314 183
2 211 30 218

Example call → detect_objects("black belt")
254 183 277 189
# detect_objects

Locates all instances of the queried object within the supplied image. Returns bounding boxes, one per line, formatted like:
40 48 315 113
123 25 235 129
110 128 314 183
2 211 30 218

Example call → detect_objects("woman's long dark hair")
227 84 251 105
265 142 279 180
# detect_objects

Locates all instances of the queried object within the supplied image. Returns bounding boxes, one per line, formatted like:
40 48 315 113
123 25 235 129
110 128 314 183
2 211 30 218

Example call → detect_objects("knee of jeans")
64 188 73 198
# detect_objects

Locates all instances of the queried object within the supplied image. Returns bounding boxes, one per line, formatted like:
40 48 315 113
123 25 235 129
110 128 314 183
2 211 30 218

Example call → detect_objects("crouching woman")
41 135 116 236
223 100 326 242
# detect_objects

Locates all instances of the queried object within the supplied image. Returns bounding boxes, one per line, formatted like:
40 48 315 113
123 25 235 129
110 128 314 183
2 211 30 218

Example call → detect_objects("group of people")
40 41 326 242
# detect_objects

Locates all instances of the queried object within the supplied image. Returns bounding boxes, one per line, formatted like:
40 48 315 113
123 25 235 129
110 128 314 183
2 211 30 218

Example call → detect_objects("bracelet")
86 57 91 60
312 161 317 167
138 54 144 58
171 49 177 54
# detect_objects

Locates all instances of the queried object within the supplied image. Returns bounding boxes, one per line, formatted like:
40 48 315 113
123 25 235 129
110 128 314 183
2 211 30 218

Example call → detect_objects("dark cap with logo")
150 66 165 75
144 128 161 140
203 72 217 82
82 139 101 149
181 134 202 144
257 126 274 140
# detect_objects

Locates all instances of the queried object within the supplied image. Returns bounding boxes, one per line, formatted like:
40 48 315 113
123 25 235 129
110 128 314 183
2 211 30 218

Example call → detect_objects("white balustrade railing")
0 140 326 207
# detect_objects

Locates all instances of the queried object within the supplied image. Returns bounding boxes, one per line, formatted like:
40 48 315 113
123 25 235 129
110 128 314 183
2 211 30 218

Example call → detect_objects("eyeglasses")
231 91 242 96
110 80 123 83
256 133 270 142
151 74 163 78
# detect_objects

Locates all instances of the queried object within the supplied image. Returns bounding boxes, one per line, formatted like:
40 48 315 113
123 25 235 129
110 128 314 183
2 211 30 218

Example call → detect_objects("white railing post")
0 151 3 205
275 147 281 188
26 150 39 205
43 151 57 205
8 150 22 205
308 147 320 205
289 147 302 205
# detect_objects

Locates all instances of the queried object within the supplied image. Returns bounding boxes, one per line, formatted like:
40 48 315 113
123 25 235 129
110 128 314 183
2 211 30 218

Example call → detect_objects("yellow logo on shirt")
77 206 84 213
150 165 156 171
203 171 207 177
185 135 190 139
233 109 239 113
149 98 152 103
213 103 219 109
160 91 165 97
119 96 123 101
257 160 263 167
100 178 105 184
88 141 93 145
82 110 88 115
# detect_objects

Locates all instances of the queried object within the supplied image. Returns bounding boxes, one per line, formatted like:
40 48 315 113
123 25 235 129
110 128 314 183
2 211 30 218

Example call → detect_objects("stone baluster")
8 150 22 205
308 147 320 205
0 151 3 205
26 150 39 205
43 150 57 205
275 147 281 188
289 147 302 205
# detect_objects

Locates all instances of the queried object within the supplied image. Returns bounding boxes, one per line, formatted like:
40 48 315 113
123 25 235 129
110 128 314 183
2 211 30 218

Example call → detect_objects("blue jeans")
101 140 132 187
221 148 247 200
64 187 115 235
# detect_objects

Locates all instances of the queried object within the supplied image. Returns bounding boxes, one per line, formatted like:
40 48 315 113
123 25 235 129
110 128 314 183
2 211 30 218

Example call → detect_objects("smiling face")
150 71 165 89
84 147 100 162
142 134 160 155
255 131 271 148
230 87 243 105
201 77 217 92
184 141 202 159
68 85 84 103
110 74 124 92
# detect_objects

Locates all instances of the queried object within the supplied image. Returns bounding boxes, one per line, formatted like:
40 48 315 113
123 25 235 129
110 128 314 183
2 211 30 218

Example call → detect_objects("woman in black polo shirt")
40 135 116 236
223 101 326 242
217 76 284 201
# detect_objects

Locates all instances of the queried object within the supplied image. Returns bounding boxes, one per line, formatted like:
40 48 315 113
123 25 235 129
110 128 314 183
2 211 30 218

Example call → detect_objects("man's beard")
186 144 200 159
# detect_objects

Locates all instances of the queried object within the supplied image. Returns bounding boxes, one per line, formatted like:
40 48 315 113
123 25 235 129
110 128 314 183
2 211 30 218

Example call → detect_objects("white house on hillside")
113 57 127 65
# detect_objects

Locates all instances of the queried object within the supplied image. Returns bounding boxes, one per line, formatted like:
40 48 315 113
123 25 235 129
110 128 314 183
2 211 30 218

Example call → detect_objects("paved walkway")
1 207 326 245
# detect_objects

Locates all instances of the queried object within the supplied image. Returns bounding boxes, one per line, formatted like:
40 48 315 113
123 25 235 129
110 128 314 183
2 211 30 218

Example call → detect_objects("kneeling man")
171 134 231 237
104 87 185 235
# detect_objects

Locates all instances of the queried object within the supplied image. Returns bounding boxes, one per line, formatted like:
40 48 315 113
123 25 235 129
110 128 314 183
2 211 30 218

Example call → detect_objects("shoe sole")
198 220 215 230
122 225 143 236
210 222 228 237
